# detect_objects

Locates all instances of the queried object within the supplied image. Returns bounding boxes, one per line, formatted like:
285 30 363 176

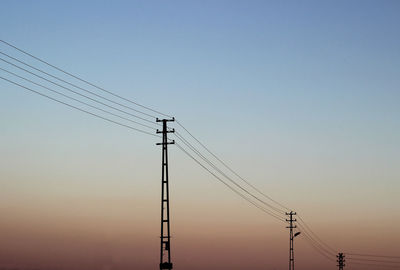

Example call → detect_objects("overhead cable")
0 67 156 131
176 120 290 212
174 131 286 216
0 76 160 138
0 40 172 118
175 142 286 223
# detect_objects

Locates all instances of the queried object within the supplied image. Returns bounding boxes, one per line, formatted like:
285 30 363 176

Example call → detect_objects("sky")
0 1 399 270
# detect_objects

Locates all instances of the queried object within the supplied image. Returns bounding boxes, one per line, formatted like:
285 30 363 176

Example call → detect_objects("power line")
0 51 159 120
300 229 335 262
174 131 286 216
0 57 159 127
297 215 337 254
295 221 339 266
297 223 336 257
176 120 290 212
175 141 286 222
347 262 400 269
347 253 400 259
0 76 160 138
175 143 286 223
296 223 336 257
347 258 400 264
298 225 400 267
0 39 172 118
0 67 157 131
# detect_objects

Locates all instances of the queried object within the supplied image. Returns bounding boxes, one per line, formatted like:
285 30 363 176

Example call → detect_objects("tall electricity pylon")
286 211 297 270
157 118 175 270
337 253 345 270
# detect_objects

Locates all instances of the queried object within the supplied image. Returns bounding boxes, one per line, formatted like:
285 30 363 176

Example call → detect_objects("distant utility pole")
157 118 175 270
286 211 298 270
337 253 345 270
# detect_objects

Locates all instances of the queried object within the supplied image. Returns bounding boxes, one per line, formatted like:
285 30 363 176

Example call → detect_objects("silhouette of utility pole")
286 211 297 270
337 253 345 270
156 118 175 270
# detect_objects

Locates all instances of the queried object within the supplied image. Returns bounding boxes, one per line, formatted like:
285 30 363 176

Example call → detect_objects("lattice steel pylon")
286 211 297 270
156 118 175 270
337 253 345 270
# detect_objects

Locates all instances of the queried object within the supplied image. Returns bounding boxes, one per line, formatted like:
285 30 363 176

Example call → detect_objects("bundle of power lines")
0 40 399 269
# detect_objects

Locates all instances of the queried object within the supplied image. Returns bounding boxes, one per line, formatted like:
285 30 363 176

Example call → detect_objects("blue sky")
2 0 399 129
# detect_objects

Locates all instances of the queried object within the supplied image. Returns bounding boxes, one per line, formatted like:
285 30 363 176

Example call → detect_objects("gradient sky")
1 1 399 270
